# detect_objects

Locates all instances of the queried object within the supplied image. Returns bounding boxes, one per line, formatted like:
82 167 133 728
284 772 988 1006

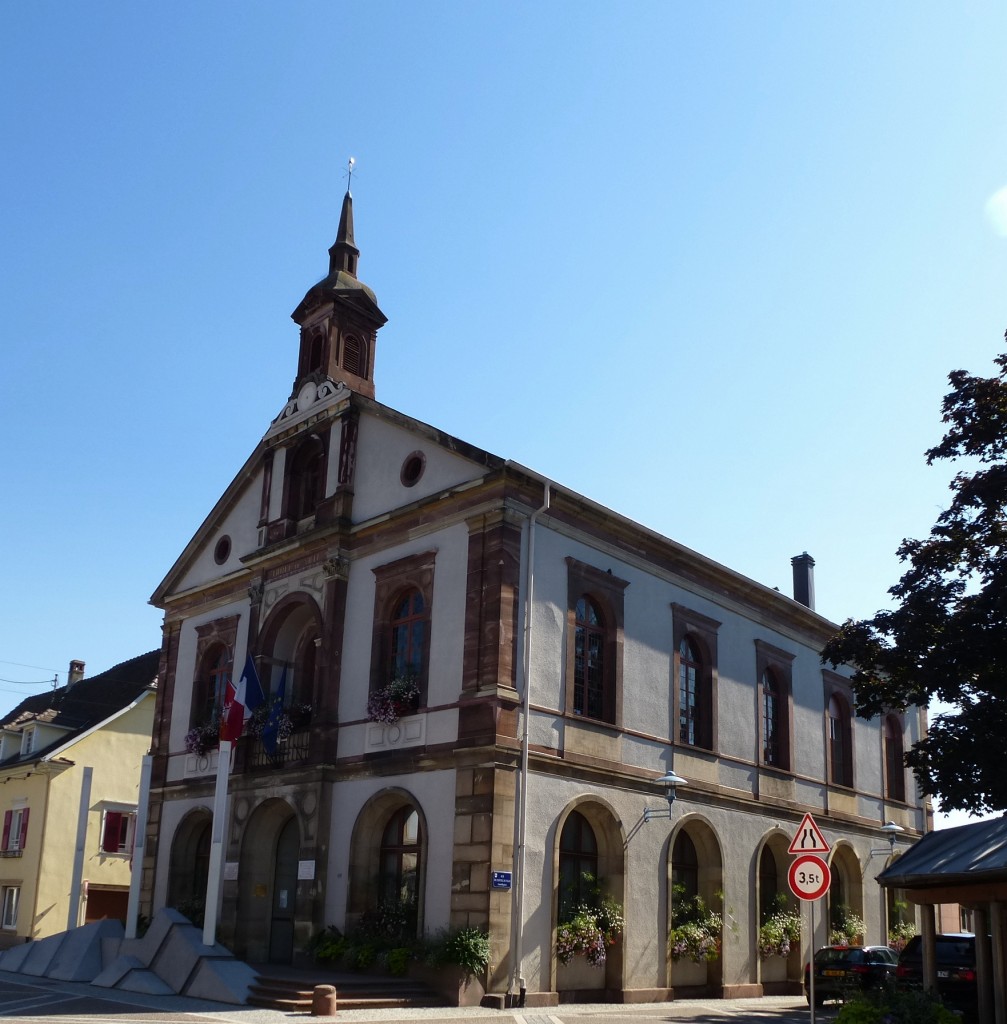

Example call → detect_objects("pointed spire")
328 190 359 278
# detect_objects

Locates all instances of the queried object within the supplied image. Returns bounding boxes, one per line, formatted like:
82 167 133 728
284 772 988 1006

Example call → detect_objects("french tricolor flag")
220 654 265 743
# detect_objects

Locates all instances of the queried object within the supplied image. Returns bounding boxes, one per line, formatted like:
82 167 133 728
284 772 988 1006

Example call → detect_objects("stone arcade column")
921 904 937 995
973 907 993 1024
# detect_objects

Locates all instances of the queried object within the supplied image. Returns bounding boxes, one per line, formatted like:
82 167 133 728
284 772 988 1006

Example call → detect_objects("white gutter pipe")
510 477 551 1006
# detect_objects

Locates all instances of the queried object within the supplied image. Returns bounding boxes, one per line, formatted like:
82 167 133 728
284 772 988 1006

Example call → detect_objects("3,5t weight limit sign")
788 854 831 902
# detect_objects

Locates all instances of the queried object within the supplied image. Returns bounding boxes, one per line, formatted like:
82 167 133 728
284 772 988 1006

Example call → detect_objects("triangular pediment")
152 391 506 607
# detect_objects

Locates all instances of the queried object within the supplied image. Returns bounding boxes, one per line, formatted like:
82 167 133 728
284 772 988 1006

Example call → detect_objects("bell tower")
290 189 387 400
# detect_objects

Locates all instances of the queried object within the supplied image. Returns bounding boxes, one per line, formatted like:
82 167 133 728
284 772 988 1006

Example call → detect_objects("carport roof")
879 815 1007 892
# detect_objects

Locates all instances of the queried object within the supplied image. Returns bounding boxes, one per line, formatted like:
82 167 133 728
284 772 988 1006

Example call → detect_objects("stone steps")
247 972 447 1011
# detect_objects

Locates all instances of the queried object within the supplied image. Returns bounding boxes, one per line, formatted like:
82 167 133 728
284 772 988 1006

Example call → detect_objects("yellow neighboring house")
0 650 158 947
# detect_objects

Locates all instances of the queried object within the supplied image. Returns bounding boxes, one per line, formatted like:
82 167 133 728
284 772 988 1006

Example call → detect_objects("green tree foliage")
822 347 1007 815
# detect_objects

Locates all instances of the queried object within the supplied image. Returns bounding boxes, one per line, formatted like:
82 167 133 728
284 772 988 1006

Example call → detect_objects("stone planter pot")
556 955 606 992
408 963 485 1006
670 957 710 988
760 955 788 983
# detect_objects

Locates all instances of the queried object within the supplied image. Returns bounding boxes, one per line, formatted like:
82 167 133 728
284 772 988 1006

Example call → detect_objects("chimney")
791 553 816 611
68 660 85 688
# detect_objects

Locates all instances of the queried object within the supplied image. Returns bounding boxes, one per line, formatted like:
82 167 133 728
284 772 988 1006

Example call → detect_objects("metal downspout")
511 478 551 1006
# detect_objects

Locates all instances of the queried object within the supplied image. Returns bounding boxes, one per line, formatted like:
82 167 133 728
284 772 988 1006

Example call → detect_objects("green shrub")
314 935 347 963
350 942 376 970
385 946 413 976
426 927 491 977
836 988 960 1024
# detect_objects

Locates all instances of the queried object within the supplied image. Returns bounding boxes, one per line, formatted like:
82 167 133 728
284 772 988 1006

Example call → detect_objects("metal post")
124 755 153 940
809 897 816 1024
202 740 231 947
67 767 93 931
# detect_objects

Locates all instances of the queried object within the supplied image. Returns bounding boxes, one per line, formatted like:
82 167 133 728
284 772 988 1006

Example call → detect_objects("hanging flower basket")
556 894 623 968
184 713 221 756
367 678 420 724
758 908 801 959
669 891 723 963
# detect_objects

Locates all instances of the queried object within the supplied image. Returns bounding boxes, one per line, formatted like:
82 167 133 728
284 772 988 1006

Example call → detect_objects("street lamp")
643 770 688 823
867 820 905 862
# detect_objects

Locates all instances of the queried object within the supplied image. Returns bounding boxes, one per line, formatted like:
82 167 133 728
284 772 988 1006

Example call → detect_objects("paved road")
0 972 831 1024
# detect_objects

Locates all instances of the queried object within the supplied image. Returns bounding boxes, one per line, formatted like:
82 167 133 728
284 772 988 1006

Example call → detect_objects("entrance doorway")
268 816 299 963
236 800 301 963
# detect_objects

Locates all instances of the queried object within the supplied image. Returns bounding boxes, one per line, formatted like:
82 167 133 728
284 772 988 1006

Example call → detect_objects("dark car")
804 944 898 1004
896 933 977 1018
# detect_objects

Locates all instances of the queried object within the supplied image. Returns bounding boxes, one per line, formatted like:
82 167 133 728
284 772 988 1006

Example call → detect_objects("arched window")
574 597 606 719
679 637 702 745
380 807 421 931
286 434 326 521
370 551 436 704
884 715 905 802
828 868 847 937
307 330 324 373
193 643 231 726
671 831 699 914
762 669 780 766
828 694 852 787
559 810 598 920
294 631 317 707
388 588 427 682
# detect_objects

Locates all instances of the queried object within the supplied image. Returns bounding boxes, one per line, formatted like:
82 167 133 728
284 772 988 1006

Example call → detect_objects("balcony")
245 727 310 770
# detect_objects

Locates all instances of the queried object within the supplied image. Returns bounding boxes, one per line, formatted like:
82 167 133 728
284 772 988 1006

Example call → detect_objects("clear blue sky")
3 3 1005 825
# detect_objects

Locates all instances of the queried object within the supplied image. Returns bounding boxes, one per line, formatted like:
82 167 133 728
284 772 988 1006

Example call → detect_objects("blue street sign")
491 871 512 890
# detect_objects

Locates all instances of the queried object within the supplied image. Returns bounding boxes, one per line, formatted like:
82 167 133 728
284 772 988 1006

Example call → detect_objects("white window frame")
5 809 25 852
99 806 137 856
20 728 35 757
1 885 19 929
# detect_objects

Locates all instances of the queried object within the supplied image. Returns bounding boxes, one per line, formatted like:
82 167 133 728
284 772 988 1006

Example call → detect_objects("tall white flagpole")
202 739 231 946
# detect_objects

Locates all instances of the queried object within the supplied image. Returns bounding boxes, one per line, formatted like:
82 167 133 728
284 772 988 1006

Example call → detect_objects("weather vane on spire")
346 156 356 192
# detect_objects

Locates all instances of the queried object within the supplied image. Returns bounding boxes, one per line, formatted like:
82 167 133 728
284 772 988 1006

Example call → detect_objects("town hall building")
140 191 929 1003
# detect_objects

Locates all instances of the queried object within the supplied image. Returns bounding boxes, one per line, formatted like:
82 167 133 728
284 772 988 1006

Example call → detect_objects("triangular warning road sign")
788 812 830 855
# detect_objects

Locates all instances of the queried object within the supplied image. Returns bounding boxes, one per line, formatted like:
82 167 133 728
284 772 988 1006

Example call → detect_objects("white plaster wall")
175 474 265 592
324 768 457 934
350 416 488 525
524 523 905 806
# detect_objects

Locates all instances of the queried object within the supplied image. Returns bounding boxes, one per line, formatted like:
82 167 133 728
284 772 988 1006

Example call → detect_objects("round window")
213 535 232 565
400 451 426 487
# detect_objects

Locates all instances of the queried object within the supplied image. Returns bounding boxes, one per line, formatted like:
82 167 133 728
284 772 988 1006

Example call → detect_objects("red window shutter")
18 808 28 851
102 811 122 853
1 811 10 851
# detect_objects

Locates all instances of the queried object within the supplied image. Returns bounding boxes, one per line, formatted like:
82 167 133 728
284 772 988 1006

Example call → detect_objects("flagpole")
203 738 231 947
